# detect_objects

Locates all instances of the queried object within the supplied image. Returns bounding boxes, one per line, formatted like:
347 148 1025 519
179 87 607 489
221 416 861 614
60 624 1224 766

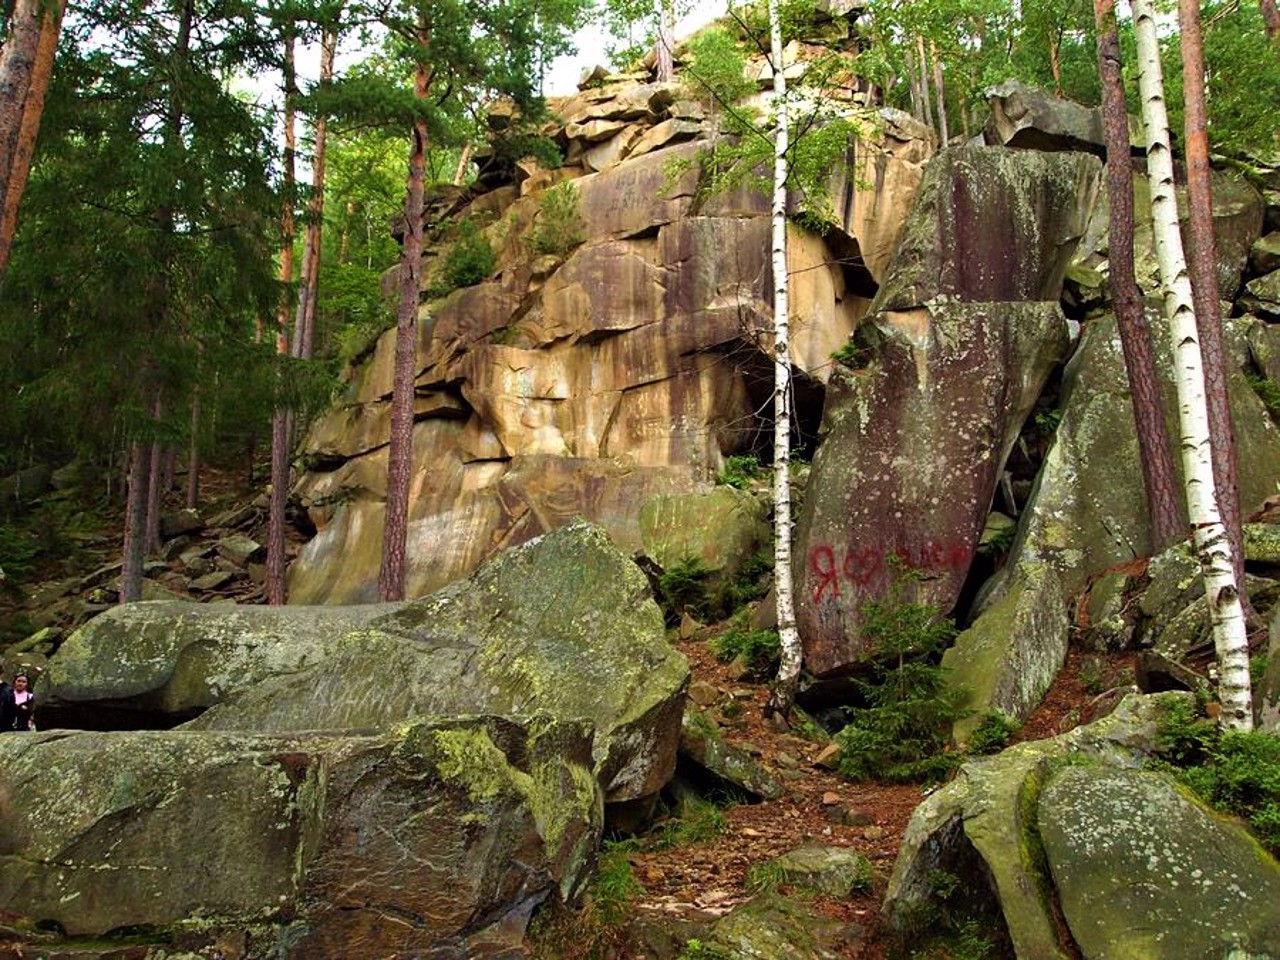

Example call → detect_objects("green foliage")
678 939 737 960
590 841 645 926
0 523 40 586
966 712 1019 756
1247 372 1280 420
1033 409 1063 437
709 627 781 677
715 551 773 613
434 219 496 294
1151 698 1280 855
657 556 714 623
830 340 872 369
744 860 788 894
528 181 585 257
892 869 1003 959
651 795 731 850
835 583 966 783
682 27 755 110
716 454 765 490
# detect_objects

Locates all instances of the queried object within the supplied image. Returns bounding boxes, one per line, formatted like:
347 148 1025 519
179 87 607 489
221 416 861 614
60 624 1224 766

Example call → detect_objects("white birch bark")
767 0 803 717
1132 0 1252 730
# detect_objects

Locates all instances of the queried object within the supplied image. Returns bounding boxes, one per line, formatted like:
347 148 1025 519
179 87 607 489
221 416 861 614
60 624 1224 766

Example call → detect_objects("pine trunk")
379 42 430 603
119 441 151 604
186 385 200 510
915 35 935 134
267 30 298 606
1133 0 1252 730
1179 0 1248 601
1261 0 1280 40
1093 0 1182 551
145 435 164 553
655 0 675 82
292 24 336 362
0 0 65 279
765 0 802 719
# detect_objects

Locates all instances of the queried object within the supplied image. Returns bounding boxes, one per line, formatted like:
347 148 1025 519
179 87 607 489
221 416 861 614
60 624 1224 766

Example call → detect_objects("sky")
543 4 729 96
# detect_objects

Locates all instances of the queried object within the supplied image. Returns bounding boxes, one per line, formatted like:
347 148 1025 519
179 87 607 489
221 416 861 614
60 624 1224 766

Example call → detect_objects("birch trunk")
930 41 948 145
1179 0 1247 601
1132 0 1252 730
379 38 430 602
765 0 802 719
1093 0 1182 550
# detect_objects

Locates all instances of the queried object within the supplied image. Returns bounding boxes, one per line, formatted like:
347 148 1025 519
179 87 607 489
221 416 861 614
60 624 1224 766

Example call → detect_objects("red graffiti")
807 540 973 604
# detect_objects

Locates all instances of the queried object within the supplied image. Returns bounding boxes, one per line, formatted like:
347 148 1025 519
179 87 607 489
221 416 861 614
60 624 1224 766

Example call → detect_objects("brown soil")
613 637 1120 959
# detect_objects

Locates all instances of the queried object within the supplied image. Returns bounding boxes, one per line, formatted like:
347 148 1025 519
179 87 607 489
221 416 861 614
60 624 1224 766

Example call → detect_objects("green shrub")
589 841 645 925
709 627 780 678
834 587 967 783
652 795 731 850
830 340 871 368
966 711 1019 756
716 454 764 489
529 181 584 257
0 522 40 584
678 939 737 960
657 556 714 623
439 219 496 291
1151 697 1280 855
715 551 772 612
1247 371 1280 419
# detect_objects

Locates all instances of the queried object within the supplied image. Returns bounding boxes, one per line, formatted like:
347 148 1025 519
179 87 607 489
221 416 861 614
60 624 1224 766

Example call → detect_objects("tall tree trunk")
655 0 675 82
452 140 473 186
765 0 801 719
120 440 151 604
267 29 298 606
186 382 200 510
293 23 336 363
379 36 430 602
1094 0 1182 551
1132 0 1252 730
145 435 164 553
1049 28 1064 95
1261 0 1280 40
915 35 935 135
902 44 922 121
1179 0 1248 603
929 40 948 145
0 0 65 280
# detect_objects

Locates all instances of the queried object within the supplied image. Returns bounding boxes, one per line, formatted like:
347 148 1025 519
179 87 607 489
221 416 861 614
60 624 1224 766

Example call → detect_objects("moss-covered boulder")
0 715 601 958
40 601 398 725
679 706 782 800
704 892 863 959
885 694 1186 960
759 845 873 897
639 487 769 583
942 562 1068 747
189 520 688 803
1262 601 1280 732
993 311 1280 603
1040 766 1280 959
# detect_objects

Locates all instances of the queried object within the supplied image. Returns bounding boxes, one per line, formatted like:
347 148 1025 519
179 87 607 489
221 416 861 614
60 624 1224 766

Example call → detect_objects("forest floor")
608 634 1134 959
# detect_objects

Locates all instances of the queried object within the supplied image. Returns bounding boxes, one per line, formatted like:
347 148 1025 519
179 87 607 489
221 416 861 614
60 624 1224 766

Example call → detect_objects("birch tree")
1092 0 1181 550
763 0 801 719
1132 0 1252 729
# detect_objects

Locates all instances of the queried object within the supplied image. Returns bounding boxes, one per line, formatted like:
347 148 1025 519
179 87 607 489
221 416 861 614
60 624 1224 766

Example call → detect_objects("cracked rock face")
794 147 1098 675
286 80 929 606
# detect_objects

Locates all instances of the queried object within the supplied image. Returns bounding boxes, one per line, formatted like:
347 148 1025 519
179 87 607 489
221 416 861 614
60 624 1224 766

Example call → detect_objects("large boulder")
639 486 769 579
190 521 689 804
983 80 1115 155
795 146 1098 675
884 693 1280 959
993 311 1280 603
941 561 1069 746
0 715 602 958
1041 766 1280 958
40 601 398 725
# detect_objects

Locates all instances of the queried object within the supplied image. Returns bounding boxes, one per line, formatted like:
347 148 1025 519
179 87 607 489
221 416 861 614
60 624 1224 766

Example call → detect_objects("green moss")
428 728 528 803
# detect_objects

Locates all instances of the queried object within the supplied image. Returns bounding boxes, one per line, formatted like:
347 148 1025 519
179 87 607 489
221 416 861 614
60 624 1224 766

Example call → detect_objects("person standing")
9 672 34 731
0 667 12 731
